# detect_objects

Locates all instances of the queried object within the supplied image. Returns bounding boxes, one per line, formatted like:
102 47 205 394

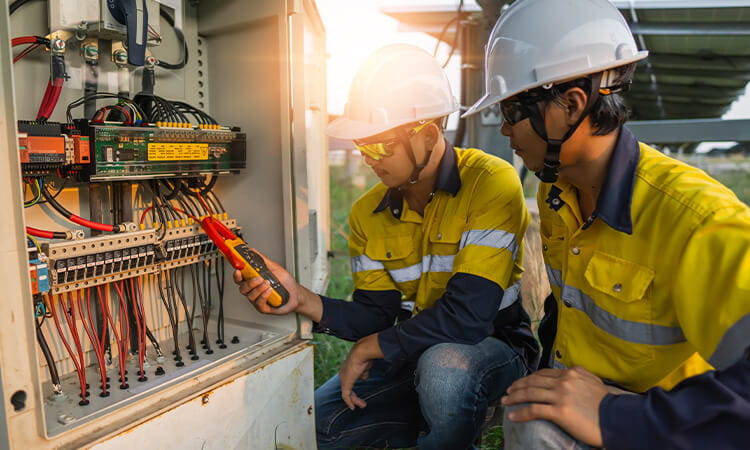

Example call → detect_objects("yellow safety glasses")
354 120 433 161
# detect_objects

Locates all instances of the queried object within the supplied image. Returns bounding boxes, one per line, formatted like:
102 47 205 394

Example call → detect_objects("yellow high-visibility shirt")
538 127 750 393
349 146 529 315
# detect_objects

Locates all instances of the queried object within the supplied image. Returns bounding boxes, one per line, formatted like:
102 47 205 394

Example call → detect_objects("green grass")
313 152 377 388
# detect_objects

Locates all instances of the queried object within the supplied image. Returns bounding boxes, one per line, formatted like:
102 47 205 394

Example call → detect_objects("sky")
315 0 750 149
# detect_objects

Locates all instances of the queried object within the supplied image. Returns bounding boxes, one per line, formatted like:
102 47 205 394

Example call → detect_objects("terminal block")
41 230 158 294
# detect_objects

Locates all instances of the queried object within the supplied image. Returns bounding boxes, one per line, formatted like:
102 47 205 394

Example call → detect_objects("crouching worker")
233 44 538 450
463 0 750 448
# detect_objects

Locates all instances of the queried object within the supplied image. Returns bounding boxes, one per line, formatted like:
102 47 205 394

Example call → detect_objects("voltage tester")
200 216 289 307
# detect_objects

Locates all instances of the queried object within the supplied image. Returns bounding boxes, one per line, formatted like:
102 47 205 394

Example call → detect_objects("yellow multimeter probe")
201 217 289 307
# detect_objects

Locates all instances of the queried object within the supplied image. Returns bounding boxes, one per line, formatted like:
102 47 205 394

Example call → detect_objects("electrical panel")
77 121 246 181
0 0 329 448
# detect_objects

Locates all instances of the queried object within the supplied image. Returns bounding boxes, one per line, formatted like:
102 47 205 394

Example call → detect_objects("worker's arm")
377 165 530 371
313 289 402 341
600 358 750 450
234 265 402 338
670 206 750 371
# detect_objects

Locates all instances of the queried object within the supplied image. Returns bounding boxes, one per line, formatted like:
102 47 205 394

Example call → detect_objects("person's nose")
500 121 512 137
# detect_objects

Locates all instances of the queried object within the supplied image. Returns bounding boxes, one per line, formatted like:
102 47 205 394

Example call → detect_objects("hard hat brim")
461 50 649 119
325 117 403 141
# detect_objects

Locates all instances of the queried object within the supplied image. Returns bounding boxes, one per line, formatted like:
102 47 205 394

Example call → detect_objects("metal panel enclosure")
0 0 327 447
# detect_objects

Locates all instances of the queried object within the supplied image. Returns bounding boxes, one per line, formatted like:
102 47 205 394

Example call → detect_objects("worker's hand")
501 366 608 447
339 333 384 410
233 249 300 315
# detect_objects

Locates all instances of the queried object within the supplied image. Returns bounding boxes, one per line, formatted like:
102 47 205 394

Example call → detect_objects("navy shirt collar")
545 126 639 234
374 138 461 219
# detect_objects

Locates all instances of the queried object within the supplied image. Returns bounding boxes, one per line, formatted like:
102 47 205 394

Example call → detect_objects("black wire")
9 0 35 15
433 0 464 68
66 93 145 123
216 257 226 345
171 101 218 124
160 179 181 200
180 175 218 198
157 271 182 363
36 316 62 387
208 190 226 213
156 6 188 70
173 267 197 359
192 263 212 353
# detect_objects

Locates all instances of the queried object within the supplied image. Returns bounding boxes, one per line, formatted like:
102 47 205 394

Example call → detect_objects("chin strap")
528 72 604 183
396 126 434 189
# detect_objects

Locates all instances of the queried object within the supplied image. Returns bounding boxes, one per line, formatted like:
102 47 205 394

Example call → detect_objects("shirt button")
563 300 572 307
543 244 548 251
571 246 581 255
386 251 392 258
555 350 562 359
613 283 623 293
551 198 561 206
437 233 442 240
393 209 400 215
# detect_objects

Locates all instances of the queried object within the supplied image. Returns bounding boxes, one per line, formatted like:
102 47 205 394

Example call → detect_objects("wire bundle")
49 293 90 405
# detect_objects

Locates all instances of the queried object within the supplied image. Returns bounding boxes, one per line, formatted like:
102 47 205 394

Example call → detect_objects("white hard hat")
326 44 459 140
463 0 648 117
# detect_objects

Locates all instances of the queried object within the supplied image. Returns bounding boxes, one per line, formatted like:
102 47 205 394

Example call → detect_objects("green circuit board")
86 124 246 181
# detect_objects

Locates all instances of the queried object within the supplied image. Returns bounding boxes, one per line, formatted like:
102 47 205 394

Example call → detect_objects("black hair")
530 63 637 136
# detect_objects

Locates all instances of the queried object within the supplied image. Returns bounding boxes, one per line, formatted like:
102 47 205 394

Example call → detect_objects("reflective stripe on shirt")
546 265 686 346
351 254 385 273
499 280 521 310
389 254 455 283
460 229 519 259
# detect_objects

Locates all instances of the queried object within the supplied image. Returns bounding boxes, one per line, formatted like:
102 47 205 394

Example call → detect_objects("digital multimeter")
201 217 289 307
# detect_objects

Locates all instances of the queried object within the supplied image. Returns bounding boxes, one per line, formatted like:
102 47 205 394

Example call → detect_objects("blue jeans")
315 336 526 450
502 403 592 450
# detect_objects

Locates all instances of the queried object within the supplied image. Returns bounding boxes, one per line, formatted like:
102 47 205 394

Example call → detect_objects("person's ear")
423 123 440 150
561 87 588 126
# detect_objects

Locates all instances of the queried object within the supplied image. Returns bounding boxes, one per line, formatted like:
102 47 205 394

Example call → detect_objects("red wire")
128 278 146 378
112 282 131 386
95 285 109 349
11 36 38 46
99 284 128 387
80 289 108 393
26 226 54 239
61 292 88 398
68 214 115 232
196 192 213 215
13 43 39 63
38 78 63 121
111 105 132 124
49 293 88 402
37 80 54 120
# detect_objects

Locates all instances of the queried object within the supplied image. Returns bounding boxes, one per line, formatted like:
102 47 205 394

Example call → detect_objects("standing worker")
463 0 750 448
233 44 538 449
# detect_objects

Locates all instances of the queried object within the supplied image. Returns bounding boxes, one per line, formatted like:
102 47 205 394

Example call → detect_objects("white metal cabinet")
0 0 327 447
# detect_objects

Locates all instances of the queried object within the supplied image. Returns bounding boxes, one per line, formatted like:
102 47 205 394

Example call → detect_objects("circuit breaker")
0 0 329 447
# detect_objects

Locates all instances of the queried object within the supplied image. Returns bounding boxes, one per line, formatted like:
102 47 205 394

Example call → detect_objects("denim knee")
416 342 481 411
502 403 592 450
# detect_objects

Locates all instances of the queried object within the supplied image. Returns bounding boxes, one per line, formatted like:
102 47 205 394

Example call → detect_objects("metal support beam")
629 22 750 36
627 118 750 143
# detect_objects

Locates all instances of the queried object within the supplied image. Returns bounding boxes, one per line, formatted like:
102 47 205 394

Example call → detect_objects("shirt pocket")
581 251 657 366
364 234 415 261
428 215 464 246
584 251 654 307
